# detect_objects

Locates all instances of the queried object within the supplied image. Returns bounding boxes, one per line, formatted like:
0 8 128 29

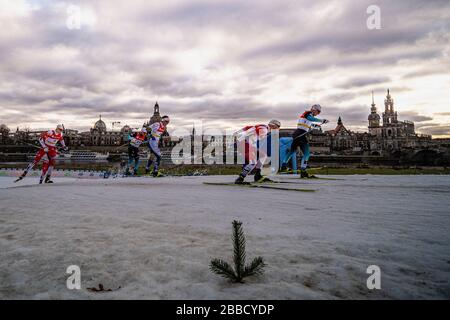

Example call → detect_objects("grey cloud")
403 67 450 79
417 125 450 136
399 111 433 122
415 122 441 129
135 74 222 98
278 47 443 78
26 67 100 89
337 76 390 89
359 87 412 97
322 93 356 104
324 105 370 126
147 1 249 24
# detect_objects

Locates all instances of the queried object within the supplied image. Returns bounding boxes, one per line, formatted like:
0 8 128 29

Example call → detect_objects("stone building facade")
304 89 433 154
1 102 175 149
371 90 425 151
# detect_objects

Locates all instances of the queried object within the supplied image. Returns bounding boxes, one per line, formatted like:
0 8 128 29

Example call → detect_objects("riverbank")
1 163 449 176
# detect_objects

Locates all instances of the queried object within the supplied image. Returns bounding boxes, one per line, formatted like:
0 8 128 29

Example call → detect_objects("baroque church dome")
94 115 107 132
121 125 131 133
0 124 10 132
368 113 380 121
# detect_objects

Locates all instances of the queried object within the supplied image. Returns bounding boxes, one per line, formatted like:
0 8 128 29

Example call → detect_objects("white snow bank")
0 175 449 299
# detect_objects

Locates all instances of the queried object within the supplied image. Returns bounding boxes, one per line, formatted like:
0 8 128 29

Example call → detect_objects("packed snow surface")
0 174 449 299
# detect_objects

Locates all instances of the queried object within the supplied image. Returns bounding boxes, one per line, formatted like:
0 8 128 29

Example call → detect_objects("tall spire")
370 91 377 113
149 101 162 125
383 88 397 124
384 89 392 113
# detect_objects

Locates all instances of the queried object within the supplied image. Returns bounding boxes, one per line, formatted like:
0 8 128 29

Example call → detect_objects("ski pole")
291 123 323 142
114 142 129 150
18 141 41 149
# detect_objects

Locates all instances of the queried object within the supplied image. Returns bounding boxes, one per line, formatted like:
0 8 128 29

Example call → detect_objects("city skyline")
1 0 449 137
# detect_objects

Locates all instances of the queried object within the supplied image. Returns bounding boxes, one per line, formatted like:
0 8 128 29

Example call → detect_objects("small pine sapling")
210 220 266 283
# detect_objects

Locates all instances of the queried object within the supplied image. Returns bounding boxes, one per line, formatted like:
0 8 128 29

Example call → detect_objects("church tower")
149 101 162 125
368 91 381 136
382 89 397 125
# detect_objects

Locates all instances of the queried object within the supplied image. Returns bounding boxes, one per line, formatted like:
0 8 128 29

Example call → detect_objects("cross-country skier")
145 115 170 177
291 104 329 178
16 124 68 183
234 119 281 184
279 137 297 173
125 127 148 176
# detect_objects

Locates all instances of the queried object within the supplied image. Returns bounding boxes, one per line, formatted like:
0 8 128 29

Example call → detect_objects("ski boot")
133 169 139 176
234 174 246 184
14 170 28 183
152 171 164 177
45 175 54 183
280 164 295 174
300 169 317 179
254 169 273 183
145 168 151 175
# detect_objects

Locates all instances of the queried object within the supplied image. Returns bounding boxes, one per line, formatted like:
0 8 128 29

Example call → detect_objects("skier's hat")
161 115 170 122
56 124 64 131
311 104 322 112
269 119 281 128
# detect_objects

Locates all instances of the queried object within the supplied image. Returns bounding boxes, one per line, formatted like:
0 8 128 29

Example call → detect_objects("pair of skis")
14 175 26 183
14 172 54 184
203 181 316 192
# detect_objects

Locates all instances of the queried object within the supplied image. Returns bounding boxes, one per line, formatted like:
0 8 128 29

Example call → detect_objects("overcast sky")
1 0 449 137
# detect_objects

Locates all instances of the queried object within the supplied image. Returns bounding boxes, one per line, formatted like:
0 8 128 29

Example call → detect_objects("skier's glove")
63 146 69 152
322 119 329 124
43 147 49 153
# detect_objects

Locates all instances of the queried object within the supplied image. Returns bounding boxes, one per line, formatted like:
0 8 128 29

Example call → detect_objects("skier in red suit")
16 124 68 183
234 119 281 184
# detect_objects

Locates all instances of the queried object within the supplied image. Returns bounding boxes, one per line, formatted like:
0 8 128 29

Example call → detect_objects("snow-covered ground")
0 174 449 299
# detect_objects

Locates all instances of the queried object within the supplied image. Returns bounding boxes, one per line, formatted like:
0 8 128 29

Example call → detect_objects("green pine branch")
233 220 246 280
210 220 266 283
209 258 238 282
242 256 266 278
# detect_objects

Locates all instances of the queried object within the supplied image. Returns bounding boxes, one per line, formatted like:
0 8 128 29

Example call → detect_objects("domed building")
121 125 131 134
0 124 9 133
93 115 107 133
86 115 125 146
0 124 11 144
